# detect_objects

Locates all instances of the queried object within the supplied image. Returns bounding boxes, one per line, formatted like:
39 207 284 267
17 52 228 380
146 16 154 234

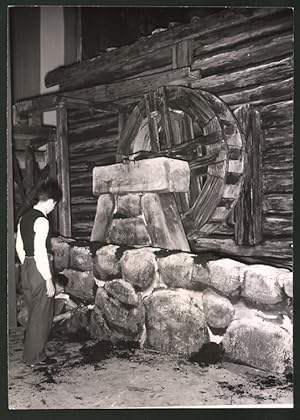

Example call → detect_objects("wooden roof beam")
14 66 200 114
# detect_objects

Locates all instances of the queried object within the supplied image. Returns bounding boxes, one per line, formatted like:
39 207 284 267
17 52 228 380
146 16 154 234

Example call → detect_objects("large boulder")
62 268 94 297
94 244 121 281
241 265 285 305
202 288 235 329
107 217 151 246
207 258 247 296
51 237 70 272
222 318 293 374
144 289 208 355
95 287 145 339
69 245 93 271
279 271 293 298
116 194 142 217
104 279 140 307
120 248 158 290
157 252 195 289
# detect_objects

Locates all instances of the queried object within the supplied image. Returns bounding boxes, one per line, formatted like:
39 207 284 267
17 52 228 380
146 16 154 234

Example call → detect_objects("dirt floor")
8 327 293 409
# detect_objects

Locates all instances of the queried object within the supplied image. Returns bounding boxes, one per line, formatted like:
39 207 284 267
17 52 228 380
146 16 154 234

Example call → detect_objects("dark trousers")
21 257 54 364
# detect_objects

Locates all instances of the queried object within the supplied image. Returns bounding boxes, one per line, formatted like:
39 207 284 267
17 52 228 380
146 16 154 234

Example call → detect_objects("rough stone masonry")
51 237 293 375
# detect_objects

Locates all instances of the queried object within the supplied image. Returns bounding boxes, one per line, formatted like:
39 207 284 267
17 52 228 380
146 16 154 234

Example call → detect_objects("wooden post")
56 104 72 236
47 139 58 231
234 105 263 245
25 145 34 195
8 38 17 328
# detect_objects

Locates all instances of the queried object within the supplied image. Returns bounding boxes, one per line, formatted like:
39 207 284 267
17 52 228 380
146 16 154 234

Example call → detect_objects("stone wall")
51 237 293 375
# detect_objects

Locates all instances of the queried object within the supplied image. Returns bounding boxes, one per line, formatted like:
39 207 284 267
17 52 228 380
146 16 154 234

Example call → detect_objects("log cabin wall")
44 7 293 266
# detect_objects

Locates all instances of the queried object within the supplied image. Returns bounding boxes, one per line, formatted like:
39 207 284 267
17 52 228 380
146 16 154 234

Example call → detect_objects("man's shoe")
29 357 57 368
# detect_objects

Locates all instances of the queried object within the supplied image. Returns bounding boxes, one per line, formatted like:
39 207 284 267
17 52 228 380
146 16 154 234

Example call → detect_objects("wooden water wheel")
117 85 245 238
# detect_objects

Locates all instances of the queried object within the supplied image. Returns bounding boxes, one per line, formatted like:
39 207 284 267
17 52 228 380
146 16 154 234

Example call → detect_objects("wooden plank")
183 176 225 235
263 215 293 238
44 8 286 88
192 32 293 77
234 105 263 245
191 57 293 94
263 128 293 151
90 194 115 242
172 39 193 69
56 105 71 236
262 146 293 171
13 123 56 137
69 135 119 155
220 78 293 109
189 237 293 261
144 92 160 152
259 100 294 129
262 170 293 194
141 193 190 252
156 86 173 149
263 193 293 214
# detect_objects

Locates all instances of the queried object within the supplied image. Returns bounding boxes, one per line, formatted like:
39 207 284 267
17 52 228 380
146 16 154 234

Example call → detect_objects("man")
16 179 62 367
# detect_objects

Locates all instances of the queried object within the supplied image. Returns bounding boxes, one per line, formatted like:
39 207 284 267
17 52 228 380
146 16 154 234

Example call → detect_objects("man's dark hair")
55 273 69 288
38 179 63 203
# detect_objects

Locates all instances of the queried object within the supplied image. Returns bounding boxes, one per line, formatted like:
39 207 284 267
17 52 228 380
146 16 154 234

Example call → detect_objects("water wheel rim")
117 85 245 237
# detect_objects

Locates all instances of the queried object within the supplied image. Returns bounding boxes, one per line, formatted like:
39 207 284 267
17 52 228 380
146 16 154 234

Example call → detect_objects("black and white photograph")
7 4 294 409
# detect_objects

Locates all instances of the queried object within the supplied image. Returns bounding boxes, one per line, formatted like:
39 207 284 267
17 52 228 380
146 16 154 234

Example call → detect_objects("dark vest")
20 208 51 257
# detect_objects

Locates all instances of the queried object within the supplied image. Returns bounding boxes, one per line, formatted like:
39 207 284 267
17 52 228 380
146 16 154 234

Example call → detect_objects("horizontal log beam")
220 78 293 109
193 14 292 63
45 8 287 89
263 194 293 214
189 237 293 261
191 57 293 94
192 31 293 77
93 157 190 195
15 67 200 114
262 170 293 194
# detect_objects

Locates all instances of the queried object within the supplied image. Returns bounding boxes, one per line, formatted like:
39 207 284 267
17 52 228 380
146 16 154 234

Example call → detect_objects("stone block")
90 193 115 242
95 287 145 338
104 279 140 307
51 237 70 272
144 289 208 355
93 157 190 195
94 244 121 280
242 265 285 305
107 217 151 246
191 262 210 287
202 289 235 329
157 252 194 289
120 248 158 290
222 318 293 374
70 245 93 271
279 271 293 298
141 193 190 252
207 258 247 296
62 268 95 297
116 194 142 217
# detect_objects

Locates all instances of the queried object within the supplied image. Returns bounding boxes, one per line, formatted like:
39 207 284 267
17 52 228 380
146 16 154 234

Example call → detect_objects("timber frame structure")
12 7 293 270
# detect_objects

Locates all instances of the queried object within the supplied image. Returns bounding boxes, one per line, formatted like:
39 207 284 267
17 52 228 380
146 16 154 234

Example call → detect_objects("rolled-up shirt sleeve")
16 221 25 264
33 217 52 281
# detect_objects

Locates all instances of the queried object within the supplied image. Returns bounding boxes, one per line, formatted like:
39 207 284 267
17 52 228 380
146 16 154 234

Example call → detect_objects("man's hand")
62 311 73 320
46 278 55 297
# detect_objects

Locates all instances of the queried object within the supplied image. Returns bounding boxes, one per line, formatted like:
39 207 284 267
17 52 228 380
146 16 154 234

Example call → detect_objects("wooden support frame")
56 104 72 237
234 105 263 245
